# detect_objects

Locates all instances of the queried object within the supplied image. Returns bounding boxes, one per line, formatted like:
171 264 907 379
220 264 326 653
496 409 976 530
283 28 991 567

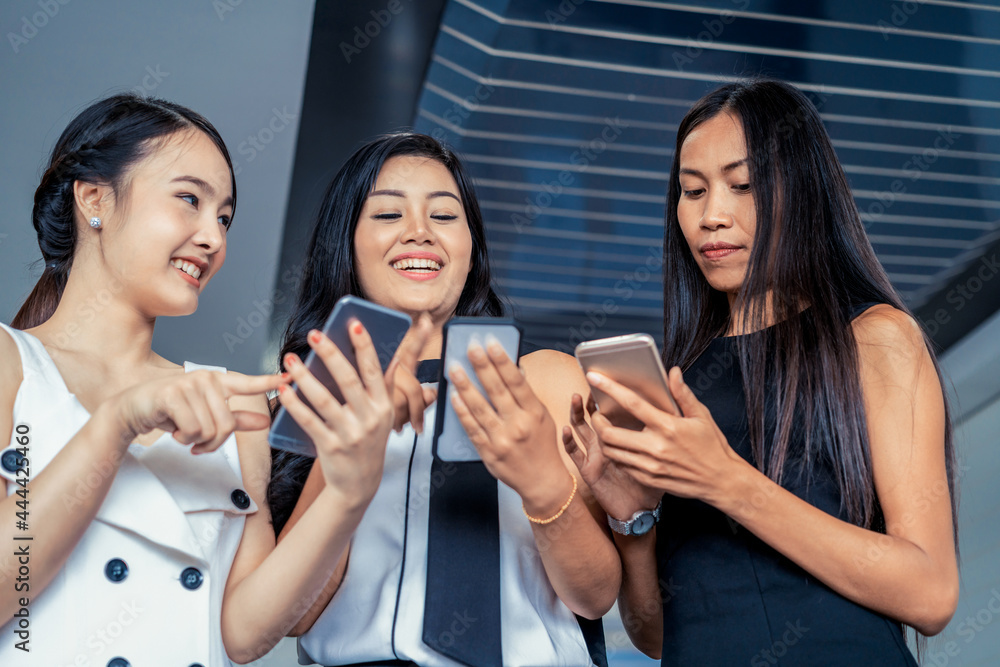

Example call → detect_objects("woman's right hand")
563 392 662 522
276 319 431 508
109 370 286 453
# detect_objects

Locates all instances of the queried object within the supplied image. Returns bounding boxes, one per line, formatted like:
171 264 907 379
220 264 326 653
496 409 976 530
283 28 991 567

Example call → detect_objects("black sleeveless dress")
656 304 918 666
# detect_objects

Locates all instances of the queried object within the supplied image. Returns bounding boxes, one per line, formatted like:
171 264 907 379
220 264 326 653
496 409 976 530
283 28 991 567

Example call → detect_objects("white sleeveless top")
0 323 257 667
298 397 594 667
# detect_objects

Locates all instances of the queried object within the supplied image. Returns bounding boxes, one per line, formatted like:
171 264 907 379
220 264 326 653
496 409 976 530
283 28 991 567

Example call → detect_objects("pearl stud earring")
89 217 102 229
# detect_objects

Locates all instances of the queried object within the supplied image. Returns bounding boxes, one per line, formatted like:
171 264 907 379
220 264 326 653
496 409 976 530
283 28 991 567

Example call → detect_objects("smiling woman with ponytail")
0 94 425 666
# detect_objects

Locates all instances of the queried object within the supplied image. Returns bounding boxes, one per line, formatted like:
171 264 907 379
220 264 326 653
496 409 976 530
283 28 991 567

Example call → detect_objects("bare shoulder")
0 327 23 414
851 305 930 373
520 348 581 375
521 348 587 390
852 304 924 348
0 326 22 390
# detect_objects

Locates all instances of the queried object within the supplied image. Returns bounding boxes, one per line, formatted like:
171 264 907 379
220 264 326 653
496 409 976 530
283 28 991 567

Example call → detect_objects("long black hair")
268 132 504 534
663 79 957 542
13 94 236 329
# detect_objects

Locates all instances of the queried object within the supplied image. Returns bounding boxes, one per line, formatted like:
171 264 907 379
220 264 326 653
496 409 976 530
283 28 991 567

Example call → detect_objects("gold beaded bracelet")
522 474 578 525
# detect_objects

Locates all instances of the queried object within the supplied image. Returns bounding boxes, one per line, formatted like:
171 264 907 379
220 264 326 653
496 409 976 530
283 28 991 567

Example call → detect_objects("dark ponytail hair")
268 132 504 535
12 94 236 329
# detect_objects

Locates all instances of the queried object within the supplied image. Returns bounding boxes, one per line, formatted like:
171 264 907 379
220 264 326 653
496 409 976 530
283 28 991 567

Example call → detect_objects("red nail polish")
277 384 287 394
351 321 363 335
280 372 290 382
284 353 297 367
308 330 322 344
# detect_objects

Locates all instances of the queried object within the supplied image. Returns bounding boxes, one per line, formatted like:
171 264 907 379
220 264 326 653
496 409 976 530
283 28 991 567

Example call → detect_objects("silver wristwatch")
607 500 662 536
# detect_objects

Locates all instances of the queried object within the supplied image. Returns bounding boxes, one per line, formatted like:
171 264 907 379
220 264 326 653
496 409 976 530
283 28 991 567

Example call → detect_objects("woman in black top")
564 79 959 665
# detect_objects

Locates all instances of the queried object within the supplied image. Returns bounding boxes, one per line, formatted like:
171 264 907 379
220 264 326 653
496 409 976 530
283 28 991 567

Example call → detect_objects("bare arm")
591 305 958 636
278 460 350 637
219 390 366 662
450 347 622 618
222 319 432 658
563 393 664 656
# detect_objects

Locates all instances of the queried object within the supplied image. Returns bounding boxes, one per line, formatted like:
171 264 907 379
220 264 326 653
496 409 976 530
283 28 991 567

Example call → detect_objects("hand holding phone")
432 318 522 462
574 333 680 431
269 295 411 456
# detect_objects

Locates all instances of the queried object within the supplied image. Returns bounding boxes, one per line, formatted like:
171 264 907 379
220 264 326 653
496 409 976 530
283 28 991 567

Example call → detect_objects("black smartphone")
432 317 523 462
269 295 411 457
575 333 681 431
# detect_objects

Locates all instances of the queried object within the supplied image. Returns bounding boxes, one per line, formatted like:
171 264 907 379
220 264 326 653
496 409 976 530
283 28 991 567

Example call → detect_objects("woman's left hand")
586 366 746 504
448 341 568 505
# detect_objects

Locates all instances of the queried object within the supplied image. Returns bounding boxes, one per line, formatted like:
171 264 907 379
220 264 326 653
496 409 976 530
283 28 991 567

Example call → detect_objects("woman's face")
98 129 232 317
676 112 756 298
354 155 473 321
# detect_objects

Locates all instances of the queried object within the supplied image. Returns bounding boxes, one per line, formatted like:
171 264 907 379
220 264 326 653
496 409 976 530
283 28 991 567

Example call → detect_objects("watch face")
631 512 655 535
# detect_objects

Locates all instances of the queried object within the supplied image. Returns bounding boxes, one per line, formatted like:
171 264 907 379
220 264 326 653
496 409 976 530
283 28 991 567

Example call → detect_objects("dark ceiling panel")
413 0 1000 351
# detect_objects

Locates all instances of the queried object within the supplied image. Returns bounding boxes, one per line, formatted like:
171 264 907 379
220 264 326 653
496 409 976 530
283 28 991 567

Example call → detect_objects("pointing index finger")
219 372 288 397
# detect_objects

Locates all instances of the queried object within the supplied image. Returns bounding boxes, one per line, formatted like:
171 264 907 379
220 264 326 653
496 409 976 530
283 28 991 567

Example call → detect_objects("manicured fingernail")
284 353 298 368
350 320 363 335
280 372 290 382
277 384 288 394
449 363 467 382
308 330 322 344
586 372 603 386
467 343 485 360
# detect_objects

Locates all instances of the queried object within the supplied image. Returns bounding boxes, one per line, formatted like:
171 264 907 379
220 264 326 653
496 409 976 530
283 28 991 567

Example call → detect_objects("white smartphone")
432 318 522 462
574 333 681 430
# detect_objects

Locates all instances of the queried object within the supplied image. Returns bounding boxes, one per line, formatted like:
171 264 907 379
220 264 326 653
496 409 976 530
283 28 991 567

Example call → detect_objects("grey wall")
0 0 315 375
932 308 1000 667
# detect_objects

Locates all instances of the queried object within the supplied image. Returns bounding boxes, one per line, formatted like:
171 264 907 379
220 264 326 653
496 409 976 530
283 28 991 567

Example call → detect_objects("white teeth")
171 258 202 280
392 257 442 271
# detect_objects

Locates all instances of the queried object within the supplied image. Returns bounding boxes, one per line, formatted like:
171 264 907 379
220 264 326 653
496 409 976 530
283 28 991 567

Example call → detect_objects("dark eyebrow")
427 190 460 202
171 176 233 208
722 158 748 173
369 189 461 202
678 158 748 178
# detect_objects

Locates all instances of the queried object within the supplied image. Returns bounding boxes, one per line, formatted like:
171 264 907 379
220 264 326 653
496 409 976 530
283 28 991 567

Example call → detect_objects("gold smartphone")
575 333 681 430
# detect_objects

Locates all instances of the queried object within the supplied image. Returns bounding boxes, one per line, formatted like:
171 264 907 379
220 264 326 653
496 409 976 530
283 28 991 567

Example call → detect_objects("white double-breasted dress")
0 322 255 667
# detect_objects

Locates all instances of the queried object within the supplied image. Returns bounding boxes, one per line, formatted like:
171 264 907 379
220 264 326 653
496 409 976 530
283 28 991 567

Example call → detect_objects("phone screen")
269 295 411 457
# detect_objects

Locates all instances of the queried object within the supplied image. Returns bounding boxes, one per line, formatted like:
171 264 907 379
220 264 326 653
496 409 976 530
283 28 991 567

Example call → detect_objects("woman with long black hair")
269 132 619 667
565 79 959 665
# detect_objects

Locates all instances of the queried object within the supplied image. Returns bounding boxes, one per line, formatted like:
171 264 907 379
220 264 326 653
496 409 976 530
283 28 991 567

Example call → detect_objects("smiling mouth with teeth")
171 258 202 281
391 258 442 272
